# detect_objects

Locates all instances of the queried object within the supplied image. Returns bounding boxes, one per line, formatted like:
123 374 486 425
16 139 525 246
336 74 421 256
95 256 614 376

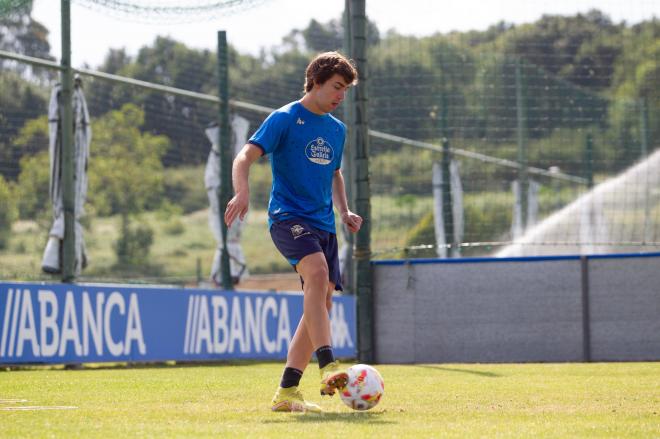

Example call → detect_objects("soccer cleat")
319 361 349 396
271 386 322 413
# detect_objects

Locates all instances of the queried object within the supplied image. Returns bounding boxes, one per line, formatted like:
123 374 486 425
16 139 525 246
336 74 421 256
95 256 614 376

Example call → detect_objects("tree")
609 19 660 164
281 15 380 53
11 116 50 220
0 0 51 181
87 103 169 217
0 175 17 249
85 38 218 167
0 75 48 180
498 10 623 91
369 33 476 140
0 0 55 77
86 104 170 267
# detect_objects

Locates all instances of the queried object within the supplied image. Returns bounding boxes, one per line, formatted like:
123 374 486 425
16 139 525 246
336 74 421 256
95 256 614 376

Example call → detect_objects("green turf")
1 362 658 438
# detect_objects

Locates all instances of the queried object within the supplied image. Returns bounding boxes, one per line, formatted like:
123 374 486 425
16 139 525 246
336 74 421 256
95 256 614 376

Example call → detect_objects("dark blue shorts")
270 218 342 291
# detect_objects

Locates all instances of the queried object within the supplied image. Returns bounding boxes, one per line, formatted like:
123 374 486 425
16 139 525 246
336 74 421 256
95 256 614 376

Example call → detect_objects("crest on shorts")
290 224 309 239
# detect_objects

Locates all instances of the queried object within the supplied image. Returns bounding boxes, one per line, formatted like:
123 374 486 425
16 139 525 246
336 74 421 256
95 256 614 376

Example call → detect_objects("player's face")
313 74 350 114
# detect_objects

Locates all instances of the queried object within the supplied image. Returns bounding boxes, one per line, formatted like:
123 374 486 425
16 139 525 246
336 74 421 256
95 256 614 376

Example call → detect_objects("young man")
224 51 362 413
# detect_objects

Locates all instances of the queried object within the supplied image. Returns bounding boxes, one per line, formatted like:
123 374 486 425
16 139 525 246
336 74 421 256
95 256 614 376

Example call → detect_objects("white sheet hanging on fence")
511 179 540 242
205 115 250 284
432 160 464 258
41 79 90 275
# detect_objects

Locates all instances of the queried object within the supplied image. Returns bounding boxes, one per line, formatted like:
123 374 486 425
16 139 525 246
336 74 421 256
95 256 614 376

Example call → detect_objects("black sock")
280 367 303 388
316 345 335 369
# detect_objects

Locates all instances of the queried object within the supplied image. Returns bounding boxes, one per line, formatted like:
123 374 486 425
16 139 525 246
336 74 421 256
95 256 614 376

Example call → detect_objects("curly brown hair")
303 51 358 93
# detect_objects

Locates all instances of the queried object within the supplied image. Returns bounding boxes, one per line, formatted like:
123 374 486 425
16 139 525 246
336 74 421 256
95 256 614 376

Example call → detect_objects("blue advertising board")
0 283 356 364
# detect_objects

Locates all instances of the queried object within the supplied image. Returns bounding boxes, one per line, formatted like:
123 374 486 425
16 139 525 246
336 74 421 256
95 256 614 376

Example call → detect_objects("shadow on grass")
414 365 500 378
263 411 395 424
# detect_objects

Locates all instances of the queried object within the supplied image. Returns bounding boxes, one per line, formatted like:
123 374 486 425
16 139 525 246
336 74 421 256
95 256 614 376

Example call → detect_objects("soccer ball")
339 364 384 411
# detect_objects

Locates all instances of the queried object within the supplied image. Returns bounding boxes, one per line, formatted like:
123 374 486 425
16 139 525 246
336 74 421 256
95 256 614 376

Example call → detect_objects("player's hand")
341 210 363 233
225 191 249 227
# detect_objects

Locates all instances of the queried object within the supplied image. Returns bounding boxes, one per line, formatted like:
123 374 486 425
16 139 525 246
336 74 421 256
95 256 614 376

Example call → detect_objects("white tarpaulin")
41 78 90 275
205 115 250 285
511 179 540 241
432 160 464 257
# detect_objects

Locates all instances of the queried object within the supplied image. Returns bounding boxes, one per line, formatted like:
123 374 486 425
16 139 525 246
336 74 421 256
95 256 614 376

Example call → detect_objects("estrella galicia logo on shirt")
305 137 334 165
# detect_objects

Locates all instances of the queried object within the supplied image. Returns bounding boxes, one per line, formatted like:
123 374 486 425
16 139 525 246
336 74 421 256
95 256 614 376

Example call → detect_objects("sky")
31 0 659 68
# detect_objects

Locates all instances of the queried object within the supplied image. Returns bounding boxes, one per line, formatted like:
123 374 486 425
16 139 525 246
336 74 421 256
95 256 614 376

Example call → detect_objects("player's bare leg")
296 253 347 396
285 281 334 372
296 252 332 348
271 255 338 411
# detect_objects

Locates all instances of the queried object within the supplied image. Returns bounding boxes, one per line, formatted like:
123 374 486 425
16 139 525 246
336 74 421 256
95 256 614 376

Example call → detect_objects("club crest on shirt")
290 224 311 239
305 137 334 165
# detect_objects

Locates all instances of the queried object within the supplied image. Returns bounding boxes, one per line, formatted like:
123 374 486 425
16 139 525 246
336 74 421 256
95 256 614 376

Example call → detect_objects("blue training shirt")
249 101 346 233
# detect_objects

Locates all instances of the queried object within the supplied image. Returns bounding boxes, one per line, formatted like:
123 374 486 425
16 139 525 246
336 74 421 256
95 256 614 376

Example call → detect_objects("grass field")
1 362 658 438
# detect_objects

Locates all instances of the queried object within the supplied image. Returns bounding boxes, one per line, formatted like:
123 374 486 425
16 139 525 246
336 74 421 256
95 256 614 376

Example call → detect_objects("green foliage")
79 104 170 270
404 192 514 258
163 219 185 236
15 150 50 219
156 201 186 236
281 16 380 53
371 149 437 195
248 160 273 208
0 1 53 64
0 76 49 180
403 211 436 258
526 127 615 175
462 192 513 251
87 104 170 217
1 10 657 276
496 10 623 90
369 33 476 139
0 175 17 249
113 216 155 269
85 37 217 166
162 166 208 214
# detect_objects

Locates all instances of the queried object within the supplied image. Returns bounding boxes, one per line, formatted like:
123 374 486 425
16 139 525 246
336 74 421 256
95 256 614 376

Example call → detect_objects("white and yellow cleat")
271 386 322 413
319 361 349 396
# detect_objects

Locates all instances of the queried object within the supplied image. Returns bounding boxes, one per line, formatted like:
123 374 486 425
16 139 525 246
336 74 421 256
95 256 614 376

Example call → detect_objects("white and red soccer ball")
339 364 384 411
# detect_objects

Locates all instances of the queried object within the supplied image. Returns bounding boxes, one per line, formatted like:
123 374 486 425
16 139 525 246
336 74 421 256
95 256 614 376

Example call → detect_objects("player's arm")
332 169 363 233
224 143 263 227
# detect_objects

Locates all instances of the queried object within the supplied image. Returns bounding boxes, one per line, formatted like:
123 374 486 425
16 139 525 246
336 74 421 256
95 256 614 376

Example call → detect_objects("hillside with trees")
0 5 657 272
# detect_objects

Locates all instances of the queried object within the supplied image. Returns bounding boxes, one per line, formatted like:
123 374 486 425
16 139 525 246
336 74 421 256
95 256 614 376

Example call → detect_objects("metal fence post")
342 0 356 294
350 0 373 363
584 132 594 189
440 91 454 257
515 59 529 232
217 30 233 291
60 0 75 282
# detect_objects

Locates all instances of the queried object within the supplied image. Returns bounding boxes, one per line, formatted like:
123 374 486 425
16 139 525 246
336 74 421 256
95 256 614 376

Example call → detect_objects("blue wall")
0 283 356 364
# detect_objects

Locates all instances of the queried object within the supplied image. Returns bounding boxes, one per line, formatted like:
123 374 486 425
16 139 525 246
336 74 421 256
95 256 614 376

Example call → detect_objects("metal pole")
515 59 529 231
217 31 233 290
640 98 651 243
350 0 373 364
342 0 355 294
584 132 594 189
580 255 592 362
60 0 75 282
